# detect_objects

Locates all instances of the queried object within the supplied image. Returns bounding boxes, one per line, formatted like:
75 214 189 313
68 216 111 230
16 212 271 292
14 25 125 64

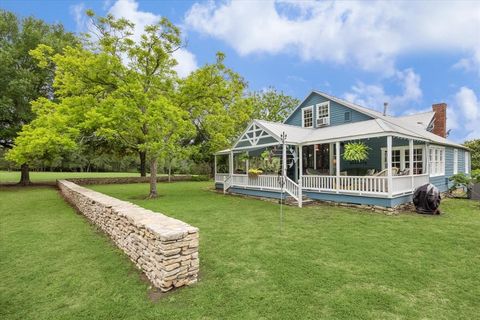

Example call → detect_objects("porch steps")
285 195 316 207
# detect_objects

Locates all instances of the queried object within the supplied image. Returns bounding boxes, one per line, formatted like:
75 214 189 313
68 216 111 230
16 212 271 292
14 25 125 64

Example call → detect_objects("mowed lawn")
0 171 142 184
1 182 479 319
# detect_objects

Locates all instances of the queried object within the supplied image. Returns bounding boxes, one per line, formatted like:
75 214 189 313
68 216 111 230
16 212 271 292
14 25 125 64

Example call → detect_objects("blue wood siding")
285 92 372 128
304 191 412 207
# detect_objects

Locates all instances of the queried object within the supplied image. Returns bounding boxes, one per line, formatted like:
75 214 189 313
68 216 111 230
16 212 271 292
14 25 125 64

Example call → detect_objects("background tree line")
0 9 300 197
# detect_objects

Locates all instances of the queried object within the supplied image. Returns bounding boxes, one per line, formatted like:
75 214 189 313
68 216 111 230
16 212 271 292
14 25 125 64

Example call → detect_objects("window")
316 102 330 126
453 149 458 174
302 106 313 128
429 146 445 176
344 111 351 122
382 146 424 174
465 151 470 174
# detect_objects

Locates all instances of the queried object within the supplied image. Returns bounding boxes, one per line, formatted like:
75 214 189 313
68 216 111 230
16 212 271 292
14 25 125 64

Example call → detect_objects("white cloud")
70 2 87 32
343 68 422 114
453 87 480 141
185 0 480 75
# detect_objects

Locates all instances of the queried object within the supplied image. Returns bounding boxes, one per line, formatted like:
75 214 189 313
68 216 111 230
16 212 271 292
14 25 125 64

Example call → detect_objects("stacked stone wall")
67 175 195 185
57 180 199 292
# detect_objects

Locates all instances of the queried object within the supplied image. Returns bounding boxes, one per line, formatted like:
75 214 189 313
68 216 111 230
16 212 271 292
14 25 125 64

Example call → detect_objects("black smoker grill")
413 183 441 215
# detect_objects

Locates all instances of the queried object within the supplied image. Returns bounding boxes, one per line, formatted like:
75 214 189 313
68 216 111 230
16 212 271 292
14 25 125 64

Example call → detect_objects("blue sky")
2 0 479 142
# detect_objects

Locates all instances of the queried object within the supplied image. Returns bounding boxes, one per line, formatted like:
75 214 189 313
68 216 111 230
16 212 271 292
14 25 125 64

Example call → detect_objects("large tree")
177 52 253 167
464 139 479 170
0 10 78 184
7 11 193 198
249 86 300 122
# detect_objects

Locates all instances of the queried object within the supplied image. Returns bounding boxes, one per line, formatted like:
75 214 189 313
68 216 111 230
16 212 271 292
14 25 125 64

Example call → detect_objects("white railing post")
387 136 393 198
299 145 303 207
336 141 340 194
409 139 414 191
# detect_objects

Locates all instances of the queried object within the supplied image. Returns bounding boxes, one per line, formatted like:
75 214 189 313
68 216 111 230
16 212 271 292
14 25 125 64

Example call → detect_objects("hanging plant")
343 142 370 162
238 152 249 162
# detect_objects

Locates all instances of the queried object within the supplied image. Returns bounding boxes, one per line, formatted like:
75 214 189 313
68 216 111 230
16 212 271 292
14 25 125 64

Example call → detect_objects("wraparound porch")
214 121 432 208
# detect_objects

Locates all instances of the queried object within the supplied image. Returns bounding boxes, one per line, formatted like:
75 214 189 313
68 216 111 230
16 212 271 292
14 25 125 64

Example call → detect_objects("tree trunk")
139 151 147 177
19 163 31 186
148 157 158 198
168 159 172 182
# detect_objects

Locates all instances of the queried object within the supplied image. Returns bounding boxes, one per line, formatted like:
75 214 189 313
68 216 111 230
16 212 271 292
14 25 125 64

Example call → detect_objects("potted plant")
343 142 370 162
248 168 263 178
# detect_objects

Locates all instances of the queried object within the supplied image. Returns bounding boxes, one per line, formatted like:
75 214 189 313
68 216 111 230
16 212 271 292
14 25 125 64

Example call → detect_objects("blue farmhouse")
214 91 471 208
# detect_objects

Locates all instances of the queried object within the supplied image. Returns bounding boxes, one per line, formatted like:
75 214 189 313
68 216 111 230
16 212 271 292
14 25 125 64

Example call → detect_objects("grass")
0 170 143 184
1 181 480 319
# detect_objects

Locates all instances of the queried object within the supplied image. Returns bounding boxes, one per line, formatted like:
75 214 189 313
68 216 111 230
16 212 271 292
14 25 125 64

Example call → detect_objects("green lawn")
0 171 142 183
1 182 479 319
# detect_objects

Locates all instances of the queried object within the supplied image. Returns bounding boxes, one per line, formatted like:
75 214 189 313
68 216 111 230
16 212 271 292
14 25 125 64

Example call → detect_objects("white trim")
315 101 330 127
428 145 445 177
453 148 458 174
301 105 314 128
380 144 425 172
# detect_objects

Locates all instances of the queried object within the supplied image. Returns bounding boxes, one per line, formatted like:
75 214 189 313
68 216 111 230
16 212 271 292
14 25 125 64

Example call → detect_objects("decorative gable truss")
233 122 280 149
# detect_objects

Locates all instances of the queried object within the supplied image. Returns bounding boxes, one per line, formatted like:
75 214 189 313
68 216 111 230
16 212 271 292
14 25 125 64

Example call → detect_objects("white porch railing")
302 175 388 195
285 176 300 202
215 173 229 183
391 174 429 195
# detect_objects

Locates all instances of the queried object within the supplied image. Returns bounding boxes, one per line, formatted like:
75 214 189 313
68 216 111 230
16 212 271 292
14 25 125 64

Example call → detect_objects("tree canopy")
464 139 479 170
0 10 78 183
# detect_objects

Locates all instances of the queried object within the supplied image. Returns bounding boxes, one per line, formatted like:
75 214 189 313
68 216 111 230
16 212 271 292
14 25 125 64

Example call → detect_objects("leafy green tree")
249 86 300 122
177 52 253 168
464 139 479 170
7 11 193 197
0 10 78 184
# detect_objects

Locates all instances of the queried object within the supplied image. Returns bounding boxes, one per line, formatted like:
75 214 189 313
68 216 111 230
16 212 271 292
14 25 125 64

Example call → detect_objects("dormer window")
302 106 313 128
316 102 330 127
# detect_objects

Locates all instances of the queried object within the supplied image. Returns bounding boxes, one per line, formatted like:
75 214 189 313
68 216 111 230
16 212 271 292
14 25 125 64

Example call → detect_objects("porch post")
282 143 287 178
387 136 393 197
425 143 430 175
245 151 249 174
299 145 303 201
214 154 217 178
409 139 414 190
313 144 317 170
229 151 234 176
335 141 340 194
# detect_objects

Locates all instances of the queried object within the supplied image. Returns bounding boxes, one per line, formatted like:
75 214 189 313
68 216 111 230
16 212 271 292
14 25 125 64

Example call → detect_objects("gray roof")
220 91 468 154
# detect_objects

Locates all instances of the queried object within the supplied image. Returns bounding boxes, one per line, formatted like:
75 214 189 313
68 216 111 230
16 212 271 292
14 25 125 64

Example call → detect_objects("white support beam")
387 135 393 198
425 143 430 175
299 146 303 187
336 141 340 194
313 144 317 170
245 151 249 174
409 139 414 190
229 151 234 176
282 143 287 178
214 154 217 175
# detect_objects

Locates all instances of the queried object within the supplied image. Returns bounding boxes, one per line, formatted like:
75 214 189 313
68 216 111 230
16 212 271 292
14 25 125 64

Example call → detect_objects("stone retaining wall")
58 180 199 292
67 175 195 185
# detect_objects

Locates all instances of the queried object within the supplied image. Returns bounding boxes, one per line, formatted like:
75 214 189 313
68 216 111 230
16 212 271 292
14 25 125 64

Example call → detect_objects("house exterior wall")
285 92 372 128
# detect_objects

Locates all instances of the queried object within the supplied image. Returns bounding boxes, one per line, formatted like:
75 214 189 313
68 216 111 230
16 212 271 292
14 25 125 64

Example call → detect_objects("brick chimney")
432 103 447 138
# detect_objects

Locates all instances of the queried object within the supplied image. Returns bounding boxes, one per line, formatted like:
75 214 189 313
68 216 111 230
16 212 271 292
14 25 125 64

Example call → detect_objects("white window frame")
428 146 445 177
381 145 425 173
302 105 313 128
316 102 330 126
465 151 470 174
453 149 458 174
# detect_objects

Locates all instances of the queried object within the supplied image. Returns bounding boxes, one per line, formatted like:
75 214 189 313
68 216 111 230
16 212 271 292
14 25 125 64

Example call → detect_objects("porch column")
425 143 430 175
409 139 414 190
229 151 234 176
387 136 393 197
313 144 317 170
335 141 340 194
245 151 249 174
282 143 287 178
214 154 217 178
299 146 303 186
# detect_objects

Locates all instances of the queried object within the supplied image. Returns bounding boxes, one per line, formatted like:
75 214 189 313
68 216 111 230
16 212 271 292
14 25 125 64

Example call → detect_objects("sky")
2 0 480 142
